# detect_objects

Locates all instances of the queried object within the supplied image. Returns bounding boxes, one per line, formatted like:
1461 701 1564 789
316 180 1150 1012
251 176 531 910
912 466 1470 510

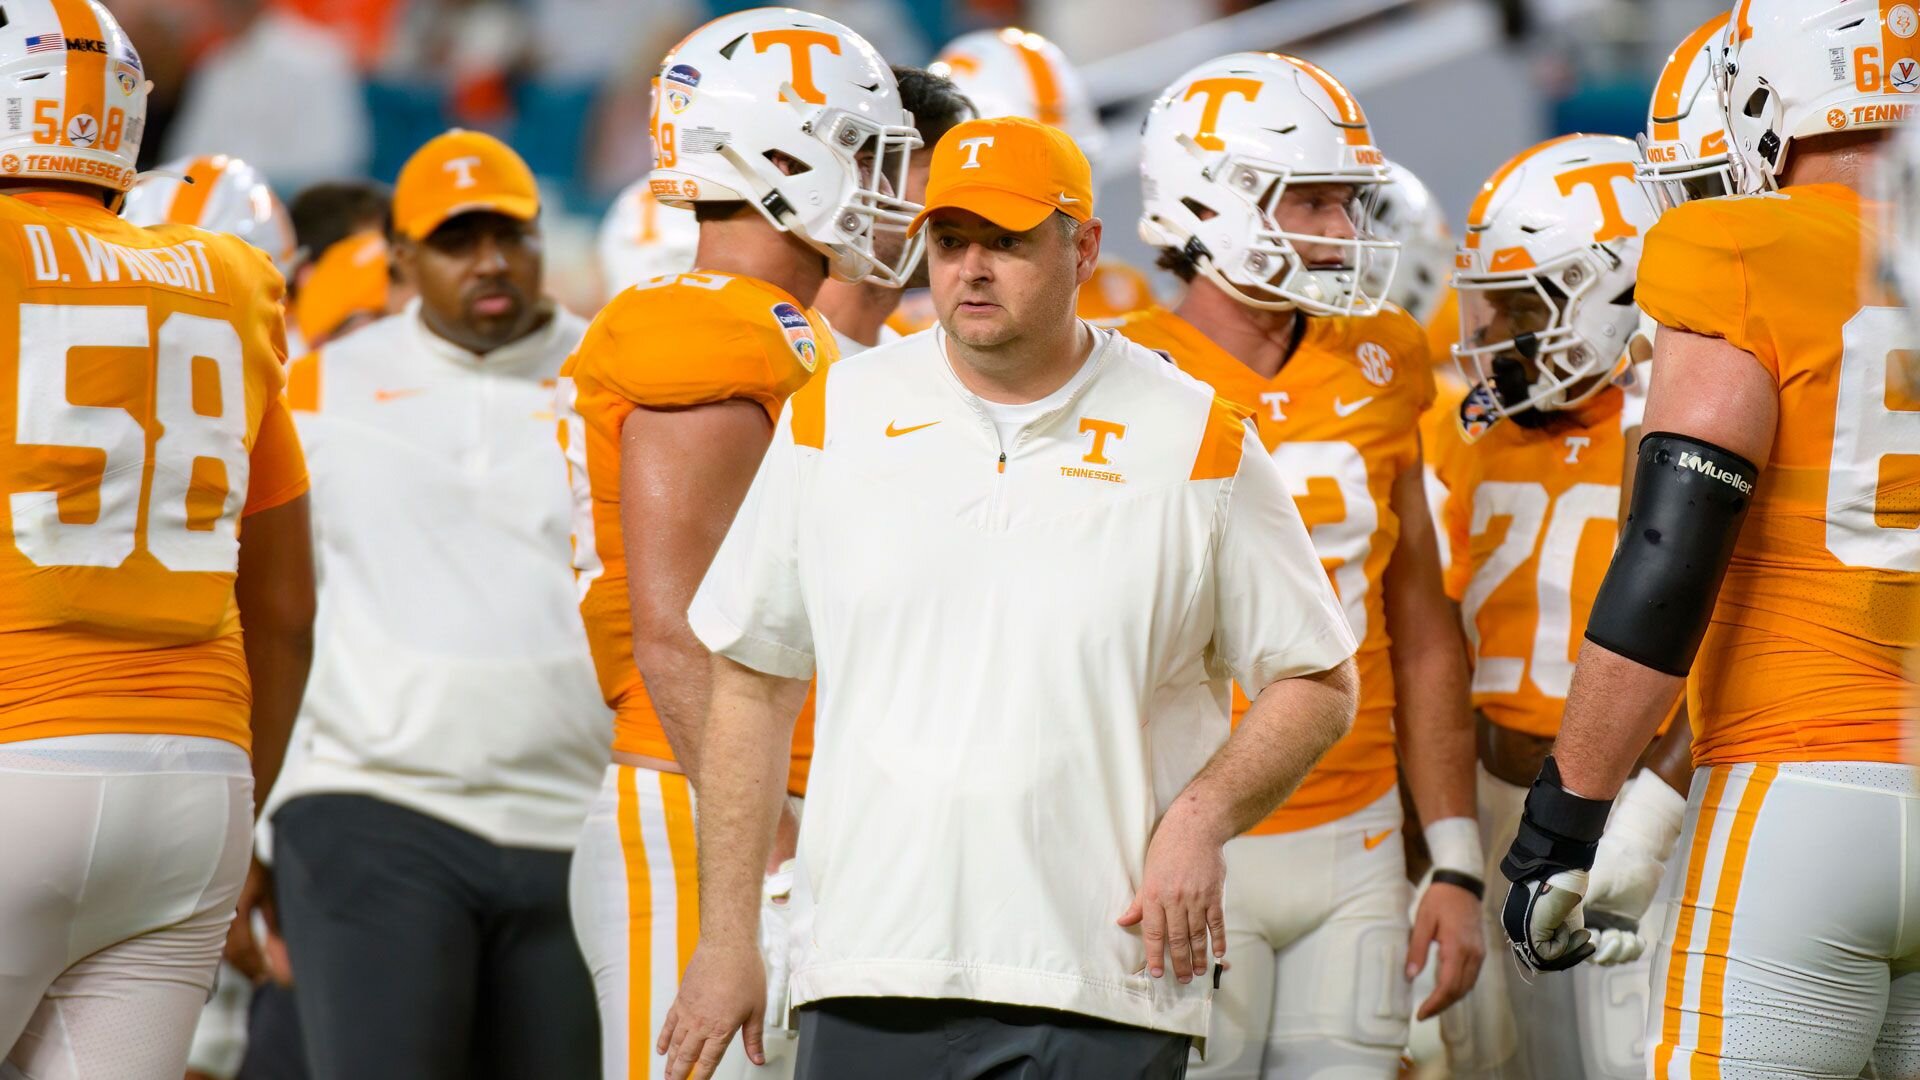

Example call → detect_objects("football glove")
1500 757 1612 973
1583 773 1686 965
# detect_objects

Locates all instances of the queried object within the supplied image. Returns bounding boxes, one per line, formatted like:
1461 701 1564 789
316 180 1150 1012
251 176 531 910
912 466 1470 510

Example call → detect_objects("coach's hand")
1120 807 1228 985
225 857 288 986
1407 876 1485 1019
658 942 766 1080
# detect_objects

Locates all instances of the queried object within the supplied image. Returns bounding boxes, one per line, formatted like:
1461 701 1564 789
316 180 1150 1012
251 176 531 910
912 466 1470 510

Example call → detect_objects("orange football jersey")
557 271 834 791
0 191 306 750
1636 184 1918 765
1438 389 1631 738
1119 304 1433 833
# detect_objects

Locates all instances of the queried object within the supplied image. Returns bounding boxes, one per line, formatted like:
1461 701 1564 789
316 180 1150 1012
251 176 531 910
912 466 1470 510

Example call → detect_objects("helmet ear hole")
1179 196 1217 222
0 9 11 30
1742 88 1769 119
764 150 812 177
1610 284 1636 307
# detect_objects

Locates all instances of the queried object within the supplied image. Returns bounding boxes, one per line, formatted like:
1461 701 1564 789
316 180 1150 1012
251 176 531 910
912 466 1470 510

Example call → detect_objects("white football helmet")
1637 12 1734 210
1362 162 1452 323
930 28 1107 169
1722 0 1919 194
1138 52 1398 316
597 177 698 294
1452 134 1656 421
121 155 296 272
650 9 923 286
0 0 148 198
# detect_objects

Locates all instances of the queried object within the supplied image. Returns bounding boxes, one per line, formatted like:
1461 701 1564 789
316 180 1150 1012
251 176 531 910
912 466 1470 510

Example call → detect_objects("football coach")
659 116 1361 1080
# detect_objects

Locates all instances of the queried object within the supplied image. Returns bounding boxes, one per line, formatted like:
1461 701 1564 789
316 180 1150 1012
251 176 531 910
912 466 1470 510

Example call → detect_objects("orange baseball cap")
908 116 1093 236
294 231 390 345
392 129 540 241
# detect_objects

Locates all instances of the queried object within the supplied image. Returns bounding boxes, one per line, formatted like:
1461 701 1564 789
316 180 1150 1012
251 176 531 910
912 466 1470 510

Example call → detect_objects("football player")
1438 133 1668 1079
928 27 1154 321
1499 2 1920 1077
0 2 314 1077
555 11 922 1080
1118 52 1483 1079
812 65 972 355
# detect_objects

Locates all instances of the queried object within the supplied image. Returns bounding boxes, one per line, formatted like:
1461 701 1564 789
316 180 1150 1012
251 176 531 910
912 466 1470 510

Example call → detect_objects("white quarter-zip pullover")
268 301 611 850
690 325 1356 1038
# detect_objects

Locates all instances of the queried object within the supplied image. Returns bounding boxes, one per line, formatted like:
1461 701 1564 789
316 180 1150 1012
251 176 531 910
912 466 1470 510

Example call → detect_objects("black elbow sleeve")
1583 432 1758 677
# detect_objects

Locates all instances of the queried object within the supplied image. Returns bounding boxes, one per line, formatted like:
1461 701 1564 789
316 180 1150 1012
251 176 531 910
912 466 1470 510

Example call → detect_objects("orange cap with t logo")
392 129 541 241
908 116 1093 236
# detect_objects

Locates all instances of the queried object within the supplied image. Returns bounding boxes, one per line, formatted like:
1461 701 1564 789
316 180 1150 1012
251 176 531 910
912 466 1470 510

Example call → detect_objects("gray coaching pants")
794 997 1191 1079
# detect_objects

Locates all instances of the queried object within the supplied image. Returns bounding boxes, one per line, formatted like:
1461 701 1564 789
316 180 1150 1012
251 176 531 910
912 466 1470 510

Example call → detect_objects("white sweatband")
1608 773 1687 862
1423 816 1485 877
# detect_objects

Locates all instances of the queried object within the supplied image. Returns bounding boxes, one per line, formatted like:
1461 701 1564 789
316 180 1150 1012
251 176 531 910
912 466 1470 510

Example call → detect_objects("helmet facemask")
721 97 924 286
1180 145 1398 316
1453 247 1634 421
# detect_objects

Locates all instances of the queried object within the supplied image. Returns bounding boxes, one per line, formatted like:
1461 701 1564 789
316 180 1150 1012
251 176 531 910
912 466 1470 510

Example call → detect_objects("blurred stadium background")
131 0 1729 309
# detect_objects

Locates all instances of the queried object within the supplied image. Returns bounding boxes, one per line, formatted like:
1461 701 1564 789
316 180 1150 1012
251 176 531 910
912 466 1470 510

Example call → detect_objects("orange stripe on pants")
659 772 700 974
615 766 699 1080
1656 765 1731 1079
614 766 654 1080
1690 764 1778 1079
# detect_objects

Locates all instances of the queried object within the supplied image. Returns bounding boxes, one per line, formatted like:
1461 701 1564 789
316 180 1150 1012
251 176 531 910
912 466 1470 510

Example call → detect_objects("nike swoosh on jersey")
1363 828 1396 850
886 420 940 437
374 388 427 402
1332 396 1375 418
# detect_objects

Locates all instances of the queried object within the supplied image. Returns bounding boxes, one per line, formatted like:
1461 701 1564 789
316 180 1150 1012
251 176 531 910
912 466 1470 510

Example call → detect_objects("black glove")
1498 756 1612 973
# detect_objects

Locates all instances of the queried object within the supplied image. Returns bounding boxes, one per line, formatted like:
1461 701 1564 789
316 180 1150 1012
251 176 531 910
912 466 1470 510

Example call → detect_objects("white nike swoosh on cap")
1057 192 1079 204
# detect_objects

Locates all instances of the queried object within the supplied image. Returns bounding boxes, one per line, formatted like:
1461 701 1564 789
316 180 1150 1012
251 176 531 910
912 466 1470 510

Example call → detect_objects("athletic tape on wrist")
1423 816 1484 877
1499 757 1613 883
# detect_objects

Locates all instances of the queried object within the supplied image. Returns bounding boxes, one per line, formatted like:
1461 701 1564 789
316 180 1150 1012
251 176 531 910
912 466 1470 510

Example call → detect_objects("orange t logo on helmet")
1554 162 1641 243
1183 77 1262 152
753 29 842 105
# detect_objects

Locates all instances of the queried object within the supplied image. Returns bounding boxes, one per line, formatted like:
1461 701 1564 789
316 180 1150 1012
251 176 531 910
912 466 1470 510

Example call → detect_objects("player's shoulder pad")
1637 196 1776 342
148 221 285 295
1106 305 1175 349
574 272 811 410
1643 192 1803 271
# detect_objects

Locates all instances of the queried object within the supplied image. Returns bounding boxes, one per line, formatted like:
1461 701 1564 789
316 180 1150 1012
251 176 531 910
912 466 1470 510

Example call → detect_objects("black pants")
236 981 308 1080
794 998 1191 1080
273 794 599 1080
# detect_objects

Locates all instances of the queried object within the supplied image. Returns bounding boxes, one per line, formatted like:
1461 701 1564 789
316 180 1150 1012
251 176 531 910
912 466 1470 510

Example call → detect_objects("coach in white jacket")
266 130 608 1080
661 118 1362 1080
